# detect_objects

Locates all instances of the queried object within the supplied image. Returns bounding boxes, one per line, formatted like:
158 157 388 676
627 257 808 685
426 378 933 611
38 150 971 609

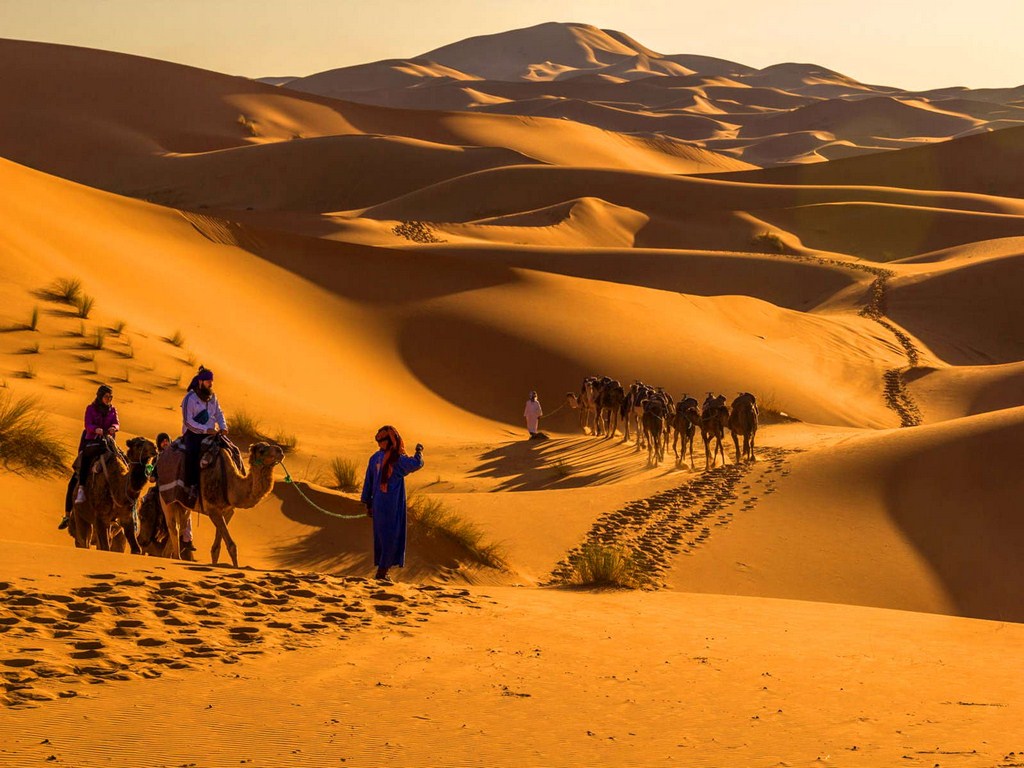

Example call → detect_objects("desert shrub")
73 294 95 319
111 319 127 335
328 457 360 492
27 306 39 331
408 494 508 571
87 326 107 350
756 391 796 424
271 431 298 454
46 277 82 304
753 231 786 253
0 392 69 476
564 542 639 588
167 330 185 347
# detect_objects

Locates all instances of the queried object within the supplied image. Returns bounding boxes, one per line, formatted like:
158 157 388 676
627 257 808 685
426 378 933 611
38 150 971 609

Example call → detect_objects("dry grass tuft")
73 294 95 319
0 392 69 476
408 494 508 571
230 409 297 453
756 391 797 424
328 457 360 492
44 277 82 304
563 542 639 588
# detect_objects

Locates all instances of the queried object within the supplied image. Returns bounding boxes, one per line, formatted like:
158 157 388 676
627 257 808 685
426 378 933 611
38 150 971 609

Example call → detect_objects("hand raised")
415 443 424 454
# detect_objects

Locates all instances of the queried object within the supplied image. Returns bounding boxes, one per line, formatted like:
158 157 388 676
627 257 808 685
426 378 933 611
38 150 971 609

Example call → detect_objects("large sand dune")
1 28 1021 767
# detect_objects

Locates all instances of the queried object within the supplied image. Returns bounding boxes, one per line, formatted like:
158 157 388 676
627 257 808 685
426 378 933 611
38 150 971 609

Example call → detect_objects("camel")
159 441 284 567
596 379 625 439
641 399 667 466
568 376 601 435
728 392 759 463
672 395 700 470
72 436 156 553
621 381 652 447
700 393 730 470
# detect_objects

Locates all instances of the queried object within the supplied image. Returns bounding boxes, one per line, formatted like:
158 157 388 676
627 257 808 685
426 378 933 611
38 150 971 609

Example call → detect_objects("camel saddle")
156 435 244 510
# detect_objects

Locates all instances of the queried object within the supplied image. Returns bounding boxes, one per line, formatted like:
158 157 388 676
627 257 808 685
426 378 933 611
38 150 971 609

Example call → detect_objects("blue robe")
360 450 424 569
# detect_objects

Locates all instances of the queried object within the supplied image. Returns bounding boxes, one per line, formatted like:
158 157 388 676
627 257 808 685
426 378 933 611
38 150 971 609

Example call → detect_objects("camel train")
566 376 759 469
65 436 284 567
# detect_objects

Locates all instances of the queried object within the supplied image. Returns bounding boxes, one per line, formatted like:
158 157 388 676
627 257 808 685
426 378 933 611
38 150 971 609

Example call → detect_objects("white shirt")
181 390 228 435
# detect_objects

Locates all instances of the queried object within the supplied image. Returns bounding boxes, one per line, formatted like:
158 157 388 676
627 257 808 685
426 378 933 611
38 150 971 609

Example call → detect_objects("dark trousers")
64 439 108 513
183 430 206 489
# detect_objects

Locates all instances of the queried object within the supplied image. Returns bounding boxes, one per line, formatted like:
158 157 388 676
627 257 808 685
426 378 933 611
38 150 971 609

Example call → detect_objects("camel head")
249 442 285 470
125 436 158 468
565 392 580 409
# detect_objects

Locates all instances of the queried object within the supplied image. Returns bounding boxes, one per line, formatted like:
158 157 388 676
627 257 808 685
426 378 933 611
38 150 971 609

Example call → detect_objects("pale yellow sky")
1 0 1020 90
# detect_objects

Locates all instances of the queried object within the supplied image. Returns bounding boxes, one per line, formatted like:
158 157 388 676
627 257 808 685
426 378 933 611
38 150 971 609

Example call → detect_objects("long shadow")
266 482 468 580
472 435 674 491
881 424 1024 622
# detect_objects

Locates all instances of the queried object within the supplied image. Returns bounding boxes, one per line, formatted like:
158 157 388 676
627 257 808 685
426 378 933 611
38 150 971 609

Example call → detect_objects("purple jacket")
84 403 119 439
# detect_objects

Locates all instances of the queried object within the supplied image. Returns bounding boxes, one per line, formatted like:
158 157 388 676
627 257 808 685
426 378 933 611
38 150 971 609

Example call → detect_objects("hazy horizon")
1 0 1022 90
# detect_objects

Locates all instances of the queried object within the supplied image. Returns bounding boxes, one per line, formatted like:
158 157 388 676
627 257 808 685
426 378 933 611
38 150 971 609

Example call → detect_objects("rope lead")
279 461 369 520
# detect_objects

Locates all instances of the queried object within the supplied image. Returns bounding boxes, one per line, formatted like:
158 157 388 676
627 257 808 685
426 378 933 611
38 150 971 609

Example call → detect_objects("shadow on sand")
266 481 477 581
472 434 682 491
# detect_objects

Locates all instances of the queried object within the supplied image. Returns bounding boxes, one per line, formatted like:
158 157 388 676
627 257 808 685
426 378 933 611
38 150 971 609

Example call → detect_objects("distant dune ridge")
0 22 1022 765
268 21 1024 166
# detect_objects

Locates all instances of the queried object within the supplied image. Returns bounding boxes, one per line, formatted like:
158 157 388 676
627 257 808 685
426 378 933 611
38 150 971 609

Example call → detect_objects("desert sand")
1 24 1022 767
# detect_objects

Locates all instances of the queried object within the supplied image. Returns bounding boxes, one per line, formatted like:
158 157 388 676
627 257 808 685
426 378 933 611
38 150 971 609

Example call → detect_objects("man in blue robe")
361 425 424 582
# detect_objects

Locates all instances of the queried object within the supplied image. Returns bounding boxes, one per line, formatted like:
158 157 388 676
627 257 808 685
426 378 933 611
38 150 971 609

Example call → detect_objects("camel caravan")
566 376 759 469
60 370 284 566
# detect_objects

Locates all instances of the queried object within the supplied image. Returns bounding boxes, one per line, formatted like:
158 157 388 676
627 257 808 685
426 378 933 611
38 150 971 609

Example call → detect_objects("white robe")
524 399 543 434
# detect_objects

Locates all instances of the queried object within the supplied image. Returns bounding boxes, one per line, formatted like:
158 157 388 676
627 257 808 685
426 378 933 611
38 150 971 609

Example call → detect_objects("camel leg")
120 516 142 555
73 513 92 549
95 517 111 551
210 509 236 566
207 509 239 568
732 432 742 465
160 497 182 561
749 431 756 462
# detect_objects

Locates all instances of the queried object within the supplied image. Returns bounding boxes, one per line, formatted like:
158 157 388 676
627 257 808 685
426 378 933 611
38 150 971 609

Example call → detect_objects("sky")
1 0 1021 90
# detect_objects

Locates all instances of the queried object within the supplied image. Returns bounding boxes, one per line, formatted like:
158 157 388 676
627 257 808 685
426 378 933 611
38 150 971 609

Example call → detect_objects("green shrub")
0 392 69 476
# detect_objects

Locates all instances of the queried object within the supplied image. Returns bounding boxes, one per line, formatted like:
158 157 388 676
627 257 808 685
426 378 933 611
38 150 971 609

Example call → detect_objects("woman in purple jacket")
59 384 120 529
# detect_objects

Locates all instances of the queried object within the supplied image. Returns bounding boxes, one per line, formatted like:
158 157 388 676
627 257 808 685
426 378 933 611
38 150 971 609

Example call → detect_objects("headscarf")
374 425 406 493
186 365 214 393
94 384 113 415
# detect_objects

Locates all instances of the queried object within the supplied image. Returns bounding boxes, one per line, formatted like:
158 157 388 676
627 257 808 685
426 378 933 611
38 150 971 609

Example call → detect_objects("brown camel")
567 376 601 434
160 441 284 567
621 381 652 447
72 436 155 553
728 392 759 463
641 399 667 466
596 379 625 439
700 393 729 470
672 395 700 470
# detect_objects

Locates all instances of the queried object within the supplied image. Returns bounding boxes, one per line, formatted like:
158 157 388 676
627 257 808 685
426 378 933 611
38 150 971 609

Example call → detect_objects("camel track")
552 448 789 589
787 253 922 427
0 566 478 708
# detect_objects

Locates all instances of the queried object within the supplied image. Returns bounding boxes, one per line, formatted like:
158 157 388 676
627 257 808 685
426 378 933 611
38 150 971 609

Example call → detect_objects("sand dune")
2 29 1023 767
717 123 1024 197
269 22 1024 167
